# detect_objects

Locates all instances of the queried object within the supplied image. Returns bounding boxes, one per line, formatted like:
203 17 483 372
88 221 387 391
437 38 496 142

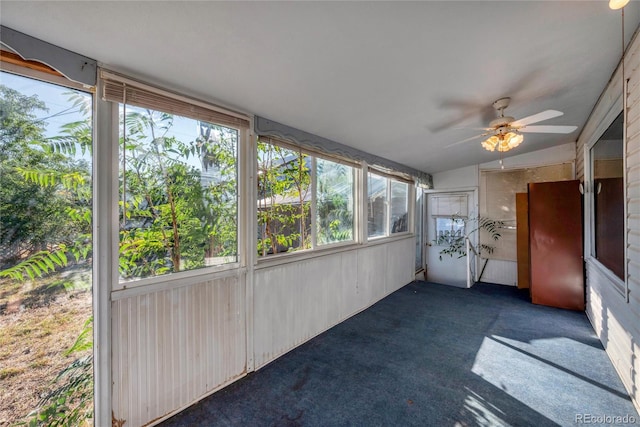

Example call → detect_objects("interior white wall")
432 165 478 189
253 237 414 369
480 142 576 171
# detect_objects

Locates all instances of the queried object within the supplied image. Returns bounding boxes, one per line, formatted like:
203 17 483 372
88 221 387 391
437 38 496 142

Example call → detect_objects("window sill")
256 242 360 269
112 262 245 300
366 232 414 245
255 233 415 269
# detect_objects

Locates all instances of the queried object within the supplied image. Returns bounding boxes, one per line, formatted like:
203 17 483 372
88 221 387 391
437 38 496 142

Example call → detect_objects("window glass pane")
317 158 355 245
390 181 408 233
257 141 311 256
435 217 465 245
591 111 624 280
367 173 388 238
1 71 94 423
119 105 238 280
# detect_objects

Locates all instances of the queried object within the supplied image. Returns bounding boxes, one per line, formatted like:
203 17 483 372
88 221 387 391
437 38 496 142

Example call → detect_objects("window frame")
256 137 360 260
584 101 627 300
1 55 100 423
100 70 250 290
366 169 414 241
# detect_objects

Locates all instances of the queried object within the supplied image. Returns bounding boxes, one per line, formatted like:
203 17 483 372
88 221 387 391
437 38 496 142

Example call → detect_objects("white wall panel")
478 259 517 286
385 239 415 294
253 237 414 369
357 244 389 305
586 264 640 411
112 275 246 427
583 30 640 414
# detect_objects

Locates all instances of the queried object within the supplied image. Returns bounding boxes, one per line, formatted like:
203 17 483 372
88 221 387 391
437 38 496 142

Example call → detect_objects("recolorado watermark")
575 413 637 424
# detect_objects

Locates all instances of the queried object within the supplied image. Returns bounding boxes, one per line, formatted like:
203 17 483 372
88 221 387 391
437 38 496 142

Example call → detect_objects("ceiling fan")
448 97 577 152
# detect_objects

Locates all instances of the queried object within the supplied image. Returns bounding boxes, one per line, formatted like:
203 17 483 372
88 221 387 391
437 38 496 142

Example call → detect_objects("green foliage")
1 75 95 427
20 318 94 427
16 168 87 191
256 142 356 255
118 108 238 279
0 246 68 282
0 83 92 274
436 215 504 260
316 159 354 245
257 141 311 256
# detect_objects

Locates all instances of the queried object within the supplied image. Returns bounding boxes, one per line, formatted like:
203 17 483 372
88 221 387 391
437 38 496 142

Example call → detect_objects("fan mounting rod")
490 97 516 128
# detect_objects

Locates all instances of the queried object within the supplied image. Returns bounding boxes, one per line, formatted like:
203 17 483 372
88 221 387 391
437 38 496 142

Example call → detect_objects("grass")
0 367 24 380
0 265 92 425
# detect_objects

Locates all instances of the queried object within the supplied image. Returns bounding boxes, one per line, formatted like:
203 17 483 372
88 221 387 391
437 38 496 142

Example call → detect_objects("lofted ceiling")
1 1 639 175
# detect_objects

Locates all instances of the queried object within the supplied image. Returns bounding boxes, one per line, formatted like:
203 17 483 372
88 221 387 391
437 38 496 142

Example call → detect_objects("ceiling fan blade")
519 125 577 134
445 132 490 148
512 110 564 127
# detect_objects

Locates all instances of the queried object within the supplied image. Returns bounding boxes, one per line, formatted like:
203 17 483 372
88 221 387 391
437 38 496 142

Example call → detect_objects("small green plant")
436 215 504 260
19 317 93 427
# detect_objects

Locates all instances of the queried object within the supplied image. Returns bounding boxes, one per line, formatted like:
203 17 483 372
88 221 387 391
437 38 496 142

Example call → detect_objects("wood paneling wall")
253 237 414 369
112 275 247 427
111 237 415 426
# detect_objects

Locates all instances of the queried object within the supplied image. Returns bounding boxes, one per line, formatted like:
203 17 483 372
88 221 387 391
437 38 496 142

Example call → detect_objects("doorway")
426 191 475 287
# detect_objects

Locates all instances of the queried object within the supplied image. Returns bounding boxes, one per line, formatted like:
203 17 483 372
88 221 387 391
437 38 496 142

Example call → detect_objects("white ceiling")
2 1 639 175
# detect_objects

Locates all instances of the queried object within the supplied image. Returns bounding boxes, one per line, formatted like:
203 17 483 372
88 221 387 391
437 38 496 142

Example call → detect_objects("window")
391 181 409 233
590 111 624 280
257 143 311 255
317 158 355 244
0 66 94 424
367 173 388 237
367 172 410 238
257 138 356 256
101 73 245 281
434 217 465 245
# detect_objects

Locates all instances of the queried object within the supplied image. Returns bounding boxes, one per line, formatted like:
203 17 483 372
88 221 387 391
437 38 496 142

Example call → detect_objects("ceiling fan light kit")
481 131 524 152
450 96 578 154
609 0 629 10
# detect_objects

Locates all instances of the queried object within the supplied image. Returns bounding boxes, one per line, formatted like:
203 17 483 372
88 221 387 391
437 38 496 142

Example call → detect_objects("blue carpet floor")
161 281 639 426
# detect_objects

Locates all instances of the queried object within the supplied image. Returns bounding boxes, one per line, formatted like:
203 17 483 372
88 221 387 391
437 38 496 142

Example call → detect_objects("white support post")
93 84 117 426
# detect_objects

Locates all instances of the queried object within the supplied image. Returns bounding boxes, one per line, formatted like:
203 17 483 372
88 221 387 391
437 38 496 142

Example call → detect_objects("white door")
426 191 474 287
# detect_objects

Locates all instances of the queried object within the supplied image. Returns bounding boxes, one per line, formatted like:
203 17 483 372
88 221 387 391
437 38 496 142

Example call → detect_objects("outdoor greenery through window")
317 158 355 244
257 139 356 256
119 104 238 280
367 173 387 238
0 69 94 425
391 180 409 233
368 172 410 238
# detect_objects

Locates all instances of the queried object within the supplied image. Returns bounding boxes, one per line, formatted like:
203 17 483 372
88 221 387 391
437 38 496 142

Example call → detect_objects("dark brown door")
528 180 584 310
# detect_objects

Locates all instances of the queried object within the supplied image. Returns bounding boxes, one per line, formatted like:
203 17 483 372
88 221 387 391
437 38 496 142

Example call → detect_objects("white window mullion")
385 178 392 236
93 88 116 427
311 156 318 249
362 163 369 243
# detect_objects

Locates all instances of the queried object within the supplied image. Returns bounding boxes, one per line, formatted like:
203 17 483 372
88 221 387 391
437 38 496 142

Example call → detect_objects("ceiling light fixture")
609 0 629 10
481 130 524 152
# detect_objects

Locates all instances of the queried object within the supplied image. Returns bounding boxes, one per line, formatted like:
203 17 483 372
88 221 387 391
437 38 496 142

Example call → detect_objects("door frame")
424 187 479 286
415 188 427 278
